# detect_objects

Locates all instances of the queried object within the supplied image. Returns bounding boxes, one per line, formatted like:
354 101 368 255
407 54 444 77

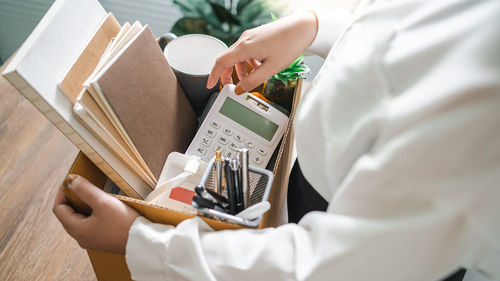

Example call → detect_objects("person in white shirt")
53 0 500 280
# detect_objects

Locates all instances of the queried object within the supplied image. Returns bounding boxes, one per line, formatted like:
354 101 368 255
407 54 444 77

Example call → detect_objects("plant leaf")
173 0 202 18
270 12 278 21
236 0 253 14
209 1 240 25
171 17 208 36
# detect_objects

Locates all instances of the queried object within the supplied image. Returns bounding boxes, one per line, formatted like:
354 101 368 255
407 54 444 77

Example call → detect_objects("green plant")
264 55 310 112
270 55 309 87
171 0 276 46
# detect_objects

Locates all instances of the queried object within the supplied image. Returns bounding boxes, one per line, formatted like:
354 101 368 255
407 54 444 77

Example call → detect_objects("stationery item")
186 84 289 168
205 187 228 205
87 25 198 179
59 12 121 104
144 153 207 214
238 148 250 208
192 195 228 214
169 187 195 205
145 154 202 202
236 201 271 220
2 0 153 198
73 89 156 187
231 159 244 213
224 159 237 214
194 185 228 209
214 150 222 193
162 33 228 115
193 154 276 227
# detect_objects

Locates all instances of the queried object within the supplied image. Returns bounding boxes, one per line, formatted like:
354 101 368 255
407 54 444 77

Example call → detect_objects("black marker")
224 159 237 214
192 195 228 214
231 159 244 213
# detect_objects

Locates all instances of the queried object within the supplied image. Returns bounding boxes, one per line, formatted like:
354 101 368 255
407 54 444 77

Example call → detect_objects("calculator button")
223 128 233 136
257 147 267 156
206 129 217 138
201 137 212 147
229 142 240 151
213 144 224 153
252 155 264 165
195 147 207 156
218 135 229 145
224 150 235 159
234 134 244 142
245 140 255 149
210 121 221 129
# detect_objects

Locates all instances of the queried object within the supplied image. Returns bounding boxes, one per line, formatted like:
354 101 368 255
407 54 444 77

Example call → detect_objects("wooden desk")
0 63 95 280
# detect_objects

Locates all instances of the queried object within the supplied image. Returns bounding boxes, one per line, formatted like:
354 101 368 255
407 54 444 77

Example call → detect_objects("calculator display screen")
219 97 278 141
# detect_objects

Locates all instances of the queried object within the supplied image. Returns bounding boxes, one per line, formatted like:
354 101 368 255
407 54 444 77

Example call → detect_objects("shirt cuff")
126 216 175 281
305 9 354 58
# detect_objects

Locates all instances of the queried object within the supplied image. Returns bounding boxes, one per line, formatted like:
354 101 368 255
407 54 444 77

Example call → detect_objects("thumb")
66 174 107 211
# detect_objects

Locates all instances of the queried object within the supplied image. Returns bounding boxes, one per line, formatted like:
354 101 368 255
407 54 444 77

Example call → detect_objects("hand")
206 11 318 94
53 174 140 255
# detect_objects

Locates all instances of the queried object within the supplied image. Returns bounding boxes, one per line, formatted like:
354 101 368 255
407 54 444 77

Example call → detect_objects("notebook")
87 25 198 179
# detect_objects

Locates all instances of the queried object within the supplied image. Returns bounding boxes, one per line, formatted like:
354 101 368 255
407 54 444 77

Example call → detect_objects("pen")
195 185 228 208
214 151 222 193
224 159 237 214
238 148 249 209
231 159 244 213
192 194 228 214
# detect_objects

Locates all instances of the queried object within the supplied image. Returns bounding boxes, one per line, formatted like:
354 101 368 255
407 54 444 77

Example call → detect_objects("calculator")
186 84 289 168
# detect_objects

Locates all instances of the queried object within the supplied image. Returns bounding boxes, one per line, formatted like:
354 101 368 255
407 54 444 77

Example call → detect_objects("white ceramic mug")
161 33 228 115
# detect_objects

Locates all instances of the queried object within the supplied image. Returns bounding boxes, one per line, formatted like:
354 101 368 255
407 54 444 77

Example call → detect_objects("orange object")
169 187 196 205
250 91 274 104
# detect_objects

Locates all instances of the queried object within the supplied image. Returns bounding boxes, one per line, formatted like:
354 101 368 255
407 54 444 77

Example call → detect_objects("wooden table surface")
0 62 96 280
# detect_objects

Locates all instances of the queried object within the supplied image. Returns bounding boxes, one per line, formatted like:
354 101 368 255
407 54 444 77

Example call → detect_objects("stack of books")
3 0 198 198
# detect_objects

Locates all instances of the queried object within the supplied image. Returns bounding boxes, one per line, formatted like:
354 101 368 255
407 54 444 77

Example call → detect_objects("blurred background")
0 0 356 78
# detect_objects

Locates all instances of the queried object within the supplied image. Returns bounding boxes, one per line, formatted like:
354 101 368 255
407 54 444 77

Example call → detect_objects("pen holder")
194 157 274 228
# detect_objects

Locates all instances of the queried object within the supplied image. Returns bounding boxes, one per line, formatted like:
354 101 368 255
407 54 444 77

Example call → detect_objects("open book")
2 0 198 198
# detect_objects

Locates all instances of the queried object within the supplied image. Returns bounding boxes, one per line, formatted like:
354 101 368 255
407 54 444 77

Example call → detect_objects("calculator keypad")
210 121 221 129
192 121 271 167
245 140 255 149
218 135 229 145
195 147 207 156
201 137 212 147
234 134 243 142
257 147 267 156
229 142 239 151
206 129 217 138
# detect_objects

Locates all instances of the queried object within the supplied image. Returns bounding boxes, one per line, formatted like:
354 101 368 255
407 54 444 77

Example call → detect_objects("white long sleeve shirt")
126 0 500 280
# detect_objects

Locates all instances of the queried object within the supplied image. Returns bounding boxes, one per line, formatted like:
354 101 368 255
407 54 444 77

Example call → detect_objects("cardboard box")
65 81 302 280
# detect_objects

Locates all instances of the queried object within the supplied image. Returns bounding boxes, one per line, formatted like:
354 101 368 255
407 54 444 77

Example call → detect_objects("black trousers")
286 160 465 281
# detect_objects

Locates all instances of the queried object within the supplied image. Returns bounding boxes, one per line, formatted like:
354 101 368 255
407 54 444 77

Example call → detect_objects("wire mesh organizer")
194 156 274 227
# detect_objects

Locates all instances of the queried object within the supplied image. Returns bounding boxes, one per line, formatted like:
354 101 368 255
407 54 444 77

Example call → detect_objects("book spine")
4 70 141 199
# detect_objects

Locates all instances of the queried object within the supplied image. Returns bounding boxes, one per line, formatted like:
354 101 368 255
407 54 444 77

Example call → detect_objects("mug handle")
158 32 178 51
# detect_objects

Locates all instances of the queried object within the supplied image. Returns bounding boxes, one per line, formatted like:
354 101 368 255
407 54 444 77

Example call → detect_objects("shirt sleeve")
305 9 354 58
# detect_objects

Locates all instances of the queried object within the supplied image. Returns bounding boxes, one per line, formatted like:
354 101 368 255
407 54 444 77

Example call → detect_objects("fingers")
54 184 68 207
221 67 233 85
207 48 246 89
235 61 274 95
247 58 261 69
66 175 107 210
235 61 248 81
53 186 87 236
